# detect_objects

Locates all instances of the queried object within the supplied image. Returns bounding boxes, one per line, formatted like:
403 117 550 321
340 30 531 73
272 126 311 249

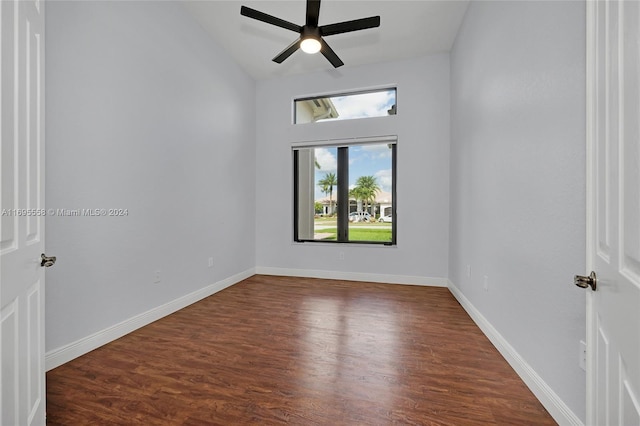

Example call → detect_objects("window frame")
293 137 397 246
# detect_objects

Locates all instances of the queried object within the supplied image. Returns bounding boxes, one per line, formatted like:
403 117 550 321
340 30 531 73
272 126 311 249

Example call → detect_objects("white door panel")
587 1 640 425
0 0 46 425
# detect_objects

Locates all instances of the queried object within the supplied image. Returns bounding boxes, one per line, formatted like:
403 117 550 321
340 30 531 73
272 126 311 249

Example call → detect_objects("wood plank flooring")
46 275 556 425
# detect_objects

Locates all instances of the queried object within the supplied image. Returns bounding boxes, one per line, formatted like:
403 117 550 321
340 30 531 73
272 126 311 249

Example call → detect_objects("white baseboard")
255 266 448 287
447 280 583 426
45 268 256 372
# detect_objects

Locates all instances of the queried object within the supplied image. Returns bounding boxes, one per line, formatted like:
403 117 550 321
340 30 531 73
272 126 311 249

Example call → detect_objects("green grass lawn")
317 227 392 242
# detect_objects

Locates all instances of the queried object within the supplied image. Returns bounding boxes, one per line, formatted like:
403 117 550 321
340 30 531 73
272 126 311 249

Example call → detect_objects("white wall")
255 55 450 283
45 1 256 352
449 1 586 421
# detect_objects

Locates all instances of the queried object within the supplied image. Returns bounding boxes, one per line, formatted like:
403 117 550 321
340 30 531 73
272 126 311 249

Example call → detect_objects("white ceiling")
184 0 470 80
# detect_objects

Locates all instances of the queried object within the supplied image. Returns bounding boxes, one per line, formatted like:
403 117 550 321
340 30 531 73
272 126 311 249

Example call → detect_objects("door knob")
41 253 56 268
574 271 596 291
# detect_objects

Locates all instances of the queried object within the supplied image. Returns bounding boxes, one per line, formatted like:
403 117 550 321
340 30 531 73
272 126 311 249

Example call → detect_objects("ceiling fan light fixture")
300 37 321 54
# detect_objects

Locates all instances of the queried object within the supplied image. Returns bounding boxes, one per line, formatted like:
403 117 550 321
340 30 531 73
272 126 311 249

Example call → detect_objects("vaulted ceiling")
184 0 470 80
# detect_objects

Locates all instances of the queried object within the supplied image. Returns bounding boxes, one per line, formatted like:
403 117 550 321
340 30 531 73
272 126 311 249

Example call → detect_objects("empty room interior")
4 0 602 424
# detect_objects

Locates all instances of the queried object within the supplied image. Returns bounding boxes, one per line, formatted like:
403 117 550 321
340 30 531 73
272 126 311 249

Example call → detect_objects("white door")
1 0 48 425
585 1 640 425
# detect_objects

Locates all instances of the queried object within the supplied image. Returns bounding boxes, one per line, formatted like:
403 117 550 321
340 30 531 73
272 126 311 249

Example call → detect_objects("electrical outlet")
466 265 471 277
579 340 586 371
483 275 489 291
154 270 161 283
208 257 214 268
339 252 345 261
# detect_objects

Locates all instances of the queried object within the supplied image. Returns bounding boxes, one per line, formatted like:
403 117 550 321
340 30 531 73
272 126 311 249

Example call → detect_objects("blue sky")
314 144 392 200
324 89 396 121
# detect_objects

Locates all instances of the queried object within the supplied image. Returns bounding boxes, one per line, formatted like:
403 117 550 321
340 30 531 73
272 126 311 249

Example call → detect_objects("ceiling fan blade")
319 38 344 68
241 6 301 33
306 0 321 27
320 16 380 37
272 38 301 63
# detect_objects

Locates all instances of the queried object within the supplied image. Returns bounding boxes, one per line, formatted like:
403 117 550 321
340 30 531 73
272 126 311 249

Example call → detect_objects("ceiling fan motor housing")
302 26 321 41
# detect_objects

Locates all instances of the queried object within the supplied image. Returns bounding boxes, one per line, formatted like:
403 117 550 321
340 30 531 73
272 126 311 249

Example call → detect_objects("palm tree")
318 172 337 215
319 185 330 214
349 187 365 211
353 175 380 215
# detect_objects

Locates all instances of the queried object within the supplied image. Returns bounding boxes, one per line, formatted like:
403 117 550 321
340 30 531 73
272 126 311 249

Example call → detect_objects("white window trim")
291 135 397 150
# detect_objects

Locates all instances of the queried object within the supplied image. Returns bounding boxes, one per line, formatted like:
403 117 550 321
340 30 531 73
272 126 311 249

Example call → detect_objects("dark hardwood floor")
46 275 556 425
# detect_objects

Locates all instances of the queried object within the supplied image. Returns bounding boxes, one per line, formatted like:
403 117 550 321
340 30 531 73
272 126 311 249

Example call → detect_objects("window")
294 88 397 124
293 137 396 245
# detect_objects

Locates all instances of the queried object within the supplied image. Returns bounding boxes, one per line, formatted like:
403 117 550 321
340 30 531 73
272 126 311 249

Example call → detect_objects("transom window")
294 88 397 124
293 137 396 245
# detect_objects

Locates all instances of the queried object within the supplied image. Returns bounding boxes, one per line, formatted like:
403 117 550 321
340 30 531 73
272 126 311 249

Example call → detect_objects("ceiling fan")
240 0 380 68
